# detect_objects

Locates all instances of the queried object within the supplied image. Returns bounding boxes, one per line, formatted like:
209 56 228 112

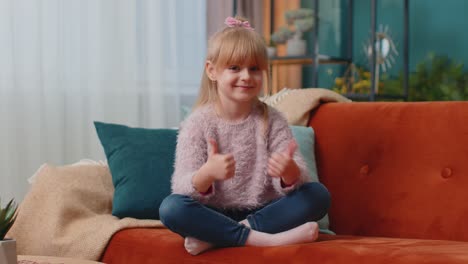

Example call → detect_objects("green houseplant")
0 197 18 264
332 53 468 101
407 53 468 101
377 53 468 101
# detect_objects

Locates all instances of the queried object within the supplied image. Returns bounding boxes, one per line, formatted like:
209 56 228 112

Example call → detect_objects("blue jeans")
159 182 330 248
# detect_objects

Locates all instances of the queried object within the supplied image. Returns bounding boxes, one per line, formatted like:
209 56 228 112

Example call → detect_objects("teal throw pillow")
94 121 177 219
290 126 318 183
290 125 334 235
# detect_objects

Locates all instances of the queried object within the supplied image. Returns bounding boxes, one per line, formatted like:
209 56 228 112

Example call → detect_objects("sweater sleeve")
171 112 214 201
268 109 311 195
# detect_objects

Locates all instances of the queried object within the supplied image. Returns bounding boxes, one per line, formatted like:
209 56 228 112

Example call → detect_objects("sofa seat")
101 228 468 264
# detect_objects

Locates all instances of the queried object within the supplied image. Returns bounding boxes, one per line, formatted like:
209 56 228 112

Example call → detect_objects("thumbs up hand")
267 140 300 185
205 138 236 181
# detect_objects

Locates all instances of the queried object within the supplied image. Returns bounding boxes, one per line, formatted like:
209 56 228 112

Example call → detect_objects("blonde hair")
194 17 271 134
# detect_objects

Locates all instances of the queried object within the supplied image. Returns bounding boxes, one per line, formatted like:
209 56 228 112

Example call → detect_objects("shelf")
269 55 351 66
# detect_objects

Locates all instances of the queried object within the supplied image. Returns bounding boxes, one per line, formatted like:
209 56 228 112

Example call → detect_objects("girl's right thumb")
208 138 218 155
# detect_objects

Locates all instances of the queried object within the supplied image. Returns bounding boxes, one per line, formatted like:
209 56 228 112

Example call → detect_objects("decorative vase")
267 46 277 58
0 239 17 264
286 32 306 56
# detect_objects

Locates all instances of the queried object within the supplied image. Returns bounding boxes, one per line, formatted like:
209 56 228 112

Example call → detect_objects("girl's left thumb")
285 139 298 158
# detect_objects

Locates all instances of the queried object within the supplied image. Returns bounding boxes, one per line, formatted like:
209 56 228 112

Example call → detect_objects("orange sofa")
101 102 468 264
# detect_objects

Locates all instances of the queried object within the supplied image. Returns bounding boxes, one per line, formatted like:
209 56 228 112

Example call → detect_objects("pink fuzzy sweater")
171 103 310 210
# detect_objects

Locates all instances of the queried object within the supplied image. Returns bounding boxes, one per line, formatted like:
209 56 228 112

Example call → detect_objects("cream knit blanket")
262 88 352 126
7 161 164 261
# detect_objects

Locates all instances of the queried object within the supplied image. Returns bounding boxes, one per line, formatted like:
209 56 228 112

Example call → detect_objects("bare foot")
272 221 319 245
246 222 319 247
184 237 214 255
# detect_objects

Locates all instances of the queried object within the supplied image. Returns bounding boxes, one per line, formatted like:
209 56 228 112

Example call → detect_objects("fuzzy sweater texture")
171 104 310 210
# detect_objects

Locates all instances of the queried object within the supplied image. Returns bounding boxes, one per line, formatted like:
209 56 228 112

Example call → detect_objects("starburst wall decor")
363 24 399 93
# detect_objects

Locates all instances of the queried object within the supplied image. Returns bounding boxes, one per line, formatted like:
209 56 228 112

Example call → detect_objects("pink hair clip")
224 16 254 30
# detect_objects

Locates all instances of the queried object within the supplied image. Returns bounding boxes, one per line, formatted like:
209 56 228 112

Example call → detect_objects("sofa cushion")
101 228 468 264
94 121 178 219
290 125 333 234
290 126 318 182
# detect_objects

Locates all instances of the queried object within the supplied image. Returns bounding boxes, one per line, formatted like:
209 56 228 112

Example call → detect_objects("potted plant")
0 197 18 264
267 39 277 58
270 8 314 56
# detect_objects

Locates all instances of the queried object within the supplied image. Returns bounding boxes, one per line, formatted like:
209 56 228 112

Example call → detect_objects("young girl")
159 16 330 255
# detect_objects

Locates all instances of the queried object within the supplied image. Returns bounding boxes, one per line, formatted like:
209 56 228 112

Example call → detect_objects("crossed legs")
159 182 330 255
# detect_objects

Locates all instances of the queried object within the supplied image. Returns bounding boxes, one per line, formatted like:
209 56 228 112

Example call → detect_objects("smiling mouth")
236 86 254 89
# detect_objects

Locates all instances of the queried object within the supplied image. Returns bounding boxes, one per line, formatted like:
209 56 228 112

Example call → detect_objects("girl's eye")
249 66 260 71
228 65 240 71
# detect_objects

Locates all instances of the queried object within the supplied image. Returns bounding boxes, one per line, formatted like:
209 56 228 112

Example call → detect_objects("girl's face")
207 61 263 106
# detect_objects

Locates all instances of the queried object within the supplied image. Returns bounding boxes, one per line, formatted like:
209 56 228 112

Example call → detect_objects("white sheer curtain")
0 0 206 201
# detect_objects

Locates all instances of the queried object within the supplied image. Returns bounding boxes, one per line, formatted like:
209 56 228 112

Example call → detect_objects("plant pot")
267 47 277 58
0 239 17 264
286 32 306 56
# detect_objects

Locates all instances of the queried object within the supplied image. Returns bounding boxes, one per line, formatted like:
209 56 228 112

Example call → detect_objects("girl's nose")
240 68 250 80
